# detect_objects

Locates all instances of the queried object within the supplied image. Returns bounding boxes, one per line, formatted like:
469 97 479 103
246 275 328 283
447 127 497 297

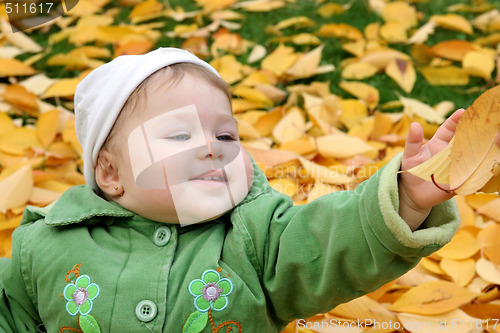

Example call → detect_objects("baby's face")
115 72 253 225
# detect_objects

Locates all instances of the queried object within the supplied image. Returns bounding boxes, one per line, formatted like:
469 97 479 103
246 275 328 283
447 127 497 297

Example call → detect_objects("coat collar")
21 157 270 227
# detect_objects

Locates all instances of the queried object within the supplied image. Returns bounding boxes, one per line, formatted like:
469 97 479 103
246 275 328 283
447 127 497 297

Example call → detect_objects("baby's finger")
402 122 424 167
430 108 465 146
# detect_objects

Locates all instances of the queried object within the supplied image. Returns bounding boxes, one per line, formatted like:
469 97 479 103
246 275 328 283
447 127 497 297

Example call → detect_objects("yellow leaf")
407 21 436 44
370 112 394 139
113 40 154 58
303 93 341 135
420 66 470 86
381 1 417 29
430 14 473 34
210 54 246 84
316 133 377 159
247 45 267 64
339 99 369 130
0 164 33 214
399 96 445 124
268 178 298 197
462 50 495 81
29 187 62 205
318 23 364 40
389 280 478 315
380 21 408 43
36 110 60 148
128 0 163 19
1 84 39 114
317 3 347 18
430 40 480 61
232 86 273 106
273 16 315 31
279 137 316 156
286 44 335 79
359 47 411 70
479 164 500 194
339 81 379 111
272 107 306 144
253 107 284 137
0 58 37 77
43 78 83 98
330 295 397 322
0 128 42 155
435 231 480 260
342 40 366 57
233 0 285 12
477 223 500 265
450 85 500 195
475 258 500 285
454 195 475 227
341 62 378 80
420 257 445 275
440 258 476 287
0 112 15 135
195 0 236 12
386 58 416 93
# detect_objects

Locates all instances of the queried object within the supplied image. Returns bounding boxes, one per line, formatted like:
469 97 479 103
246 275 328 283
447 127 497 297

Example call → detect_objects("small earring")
114 185 118 191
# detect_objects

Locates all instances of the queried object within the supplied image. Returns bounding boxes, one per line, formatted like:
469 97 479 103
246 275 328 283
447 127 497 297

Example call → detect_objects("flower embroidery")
63 275 100 316
188 270 233 313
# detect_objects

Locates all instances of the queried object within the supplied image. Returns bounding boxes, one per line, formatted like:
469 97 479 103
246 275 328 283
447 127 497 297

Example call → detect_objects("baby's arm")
398 109 464 231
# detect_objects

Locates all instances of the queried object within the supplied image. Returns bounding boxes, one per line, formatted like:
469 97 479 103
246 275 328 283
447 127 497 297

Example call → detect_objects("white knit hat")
74 47 220 192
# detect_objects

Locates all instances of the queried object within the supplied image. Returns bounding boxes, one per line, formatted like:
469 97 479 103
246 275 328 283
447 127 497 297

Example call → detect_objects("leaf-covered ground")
1 0 500 332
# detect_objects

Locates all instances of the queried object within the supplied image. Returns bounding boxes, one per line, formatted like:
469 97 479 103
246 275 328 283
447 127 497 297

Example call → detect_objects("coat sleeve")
0 224 43 332
229 153 460 325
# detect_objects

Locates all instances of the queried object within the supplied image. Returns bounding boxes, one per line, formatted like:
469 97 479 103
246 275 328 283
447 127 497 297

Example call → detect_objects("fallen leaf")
318 23 364 40
0 164 33 214
449 85 500 195
435 231 480 260
399 96 444 124
477 224 500 265
1 84 39 114
272 107 306 144
339 81 379 111
440 258 476 287
389 280 478 315
36 110 60 148
316 133 377 159
420 66 470 86
341 62 378 80
462 51 495 81
430 14 473 34
475 258 500 285
385 58 416 93
0 58 37 77
286 44 335 79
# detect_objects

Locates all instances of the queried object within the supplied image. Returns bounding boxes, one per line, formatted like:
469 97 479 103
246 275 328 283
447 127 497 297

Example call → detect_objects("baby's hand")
398 109 465 231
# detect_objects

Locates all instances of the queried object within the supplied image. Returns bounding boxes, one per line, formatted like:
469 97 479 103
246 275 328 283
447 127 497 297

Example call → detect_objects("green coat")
0 154 459 333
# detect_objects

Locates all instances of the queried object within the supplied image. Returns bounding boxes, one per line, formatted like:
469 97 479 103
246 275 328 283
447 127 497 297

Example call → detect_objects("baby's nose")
197 141 223 160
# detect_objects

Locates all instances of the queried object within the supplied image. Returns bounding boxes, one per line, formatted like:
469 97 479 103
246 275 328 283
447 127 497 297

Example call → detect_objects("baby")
0 48 461 333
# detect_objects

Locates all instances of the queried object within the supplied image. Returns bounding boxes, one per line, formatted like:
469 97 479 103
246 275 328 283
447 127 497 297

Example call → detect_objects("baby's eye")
165 132 191 141
217 133 236 142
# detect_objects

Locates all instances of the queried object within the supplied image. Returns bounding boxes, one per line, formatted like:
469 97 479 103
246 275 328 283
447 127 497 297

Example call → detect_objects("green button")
135 300 157 322
153 226 171 247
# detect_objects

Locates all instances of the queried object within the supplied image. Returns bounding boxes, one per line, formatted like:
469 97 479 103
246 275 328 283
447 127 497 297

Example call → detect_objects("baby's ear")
95 149 121 197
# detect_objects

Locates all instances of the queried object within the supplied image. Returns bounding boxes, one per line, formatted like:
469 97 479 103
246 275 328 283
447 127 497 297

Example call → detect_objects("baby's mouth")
191 170 227 182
